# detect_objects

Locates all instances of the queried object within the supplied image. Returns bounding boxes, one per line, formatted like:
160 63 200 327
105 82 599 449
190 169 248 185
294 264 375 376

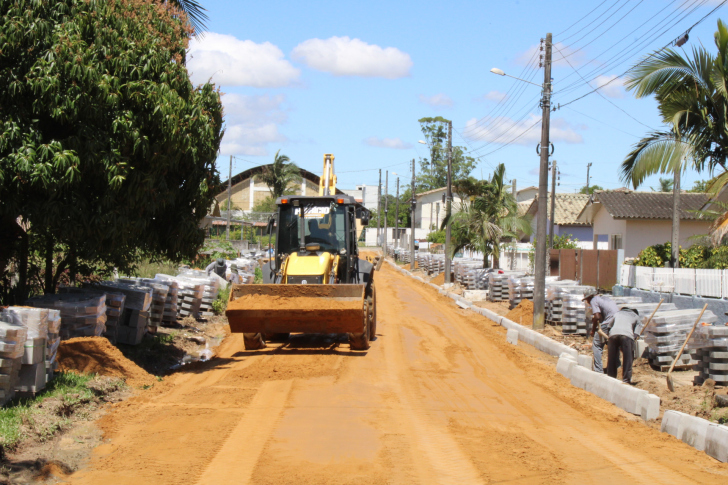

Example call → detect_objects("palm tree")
168 0 209 34
651 177 674 192
256 150 301 199
621 20 728 189
448 164 531 267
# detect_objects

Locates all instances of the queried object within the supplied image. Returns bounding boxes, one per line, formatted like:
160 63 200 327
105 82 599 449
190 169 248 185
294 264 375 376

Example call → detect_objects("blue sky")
189 0 727 194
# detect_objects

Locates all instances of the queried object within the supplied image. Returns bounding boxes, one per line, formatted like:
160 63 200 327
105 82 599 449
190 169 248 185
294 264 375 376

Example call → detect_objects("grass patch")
130 259 179 279
0 372 125 451
213 285 231 315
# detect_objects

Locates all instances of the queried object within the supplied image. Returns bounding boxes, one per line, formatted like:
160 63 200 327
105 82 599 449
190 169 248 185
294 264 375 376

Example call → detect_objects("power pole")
226 155 232 240
377 169 382 243
585 162 592 194
395 177 400 249
384 171 389 256
410 159 416 271
445 120 453 284
549 160 557 248
671 165 681 268
511 178 517 270
533 33 552 330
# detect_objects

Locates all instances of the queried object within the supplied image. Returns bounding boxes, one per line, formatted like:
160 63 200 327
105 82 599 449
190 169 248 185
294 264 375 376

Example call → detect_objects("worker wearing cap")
205 258 227 278
583 289 619 373
228 263 241 285
606 308 640 384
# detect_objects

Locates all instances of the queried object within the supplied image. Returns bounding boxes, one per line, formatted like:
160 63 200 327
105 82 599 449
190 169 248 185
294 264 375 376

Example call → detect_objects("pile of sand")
57 337 156 388
505 300 533 325
431 273 445 285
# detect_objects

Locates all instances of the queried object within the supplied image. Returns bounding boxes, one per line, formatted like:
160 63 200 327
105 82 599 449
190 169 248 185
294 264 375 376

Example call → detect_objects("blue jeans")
593 327 620 373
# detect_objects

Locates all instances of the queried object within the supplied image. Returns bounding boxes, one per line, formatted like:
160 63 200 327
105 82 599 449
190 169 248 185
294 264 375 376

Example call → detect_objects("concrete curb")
662 410 728 460
389 263 684 430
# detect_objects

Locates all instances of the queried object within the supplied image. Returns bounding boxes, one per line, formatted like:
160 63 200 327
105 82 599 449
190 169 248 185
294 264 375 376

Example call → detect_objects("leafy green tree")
0 0 223 302
688 179 710 192
416 117 476 191
251 196 278 214
579 184 603 195
651 177 674 192
256 150 301 199
448 164 531 267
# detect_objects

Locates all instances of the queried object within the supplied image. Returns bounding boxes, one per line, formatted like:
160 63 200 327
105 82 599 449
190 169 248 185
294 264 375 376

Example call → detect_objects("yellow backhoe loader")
226 154 380 350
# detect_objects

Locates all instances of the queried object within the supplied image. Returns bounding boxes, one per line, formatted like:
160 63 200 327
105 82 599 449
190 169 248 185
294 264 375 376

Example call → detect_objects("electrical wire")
562 105 641 138
558 0 727 109
555 0 613 37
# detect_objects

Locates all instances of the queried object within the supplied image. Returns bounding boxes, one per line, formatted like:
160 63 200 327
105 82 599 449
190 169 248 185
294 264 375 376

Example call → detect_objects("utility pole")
410 159 416 271
585 162 592 194
226 155 232 240
511 178 517 270
671 165 681 268
395 177 400 249
377 169 382 244
549 160 557 248
445 120 453 284
384 171 389 256
533 33 552 330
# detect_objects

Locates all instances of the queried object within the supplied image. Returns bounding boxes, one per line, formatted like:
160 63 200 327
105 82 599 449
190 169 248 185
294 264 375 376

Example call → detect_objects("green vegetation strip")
0 373 124 451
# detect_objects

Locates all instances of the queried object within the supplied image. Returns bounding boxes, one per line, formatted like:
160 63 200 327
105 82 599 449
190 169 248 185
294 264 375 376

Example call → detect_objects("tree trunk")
45 235 54 294
18 230 29 304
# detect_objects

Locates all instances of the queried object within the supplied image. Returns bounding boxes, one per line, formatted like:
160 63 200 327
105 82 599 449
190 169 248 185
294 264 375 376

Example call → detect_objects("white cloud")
219 94 289 156
515 42 587 67
418 93 454 108
464 114 583 145
363 137 413 150
187 33 300 87
291 36 412 78
591 74 625 98
478 90 508 102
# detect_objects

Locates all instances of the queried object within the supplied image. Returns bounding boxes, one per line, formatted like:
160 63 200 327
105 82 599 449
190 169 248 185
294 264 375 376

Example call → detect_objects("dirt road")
67 263 728 484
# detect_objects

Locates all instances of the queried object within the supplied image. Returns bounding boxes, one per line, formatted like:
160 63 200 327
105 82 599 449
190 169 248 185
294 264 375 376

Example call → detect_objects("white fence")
620 265 728 298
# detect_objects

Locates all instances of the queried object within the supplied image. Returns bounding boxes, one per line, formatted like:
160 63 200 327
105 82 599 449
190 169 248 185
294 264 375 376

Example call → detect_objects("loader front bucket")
225 284 367 334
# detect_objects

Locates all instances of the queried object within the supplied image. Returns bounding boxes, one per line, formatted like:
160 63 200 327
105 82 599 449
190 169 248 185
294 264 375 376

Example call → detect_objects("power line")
557 0 727 109
563 105 641 138
555 0 613 37
473 118 542 158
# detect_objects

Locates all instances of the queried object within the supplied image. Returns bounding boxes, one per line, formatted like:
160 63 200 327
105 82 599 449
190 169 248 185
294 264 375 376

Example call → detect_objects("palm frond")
169 0 209 35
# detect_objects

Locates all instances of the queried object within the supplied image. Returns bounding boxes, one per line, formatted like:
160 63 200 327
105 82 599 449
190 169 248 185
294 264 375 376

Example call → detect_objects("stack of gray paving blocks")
0 319 27 406
487 273 510 302
0 307 49 396
175 279 205 319
59 287 126 344
644 309 716 370
94 281 153 345
688 324 728 386
119 278 169 331
508 276 533 309
27 293 107 340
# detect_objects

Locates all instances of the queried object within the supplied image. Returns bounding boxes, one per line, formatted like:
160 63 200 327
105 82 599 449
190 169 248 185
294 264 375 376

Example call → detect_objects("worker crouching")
606 308 641 384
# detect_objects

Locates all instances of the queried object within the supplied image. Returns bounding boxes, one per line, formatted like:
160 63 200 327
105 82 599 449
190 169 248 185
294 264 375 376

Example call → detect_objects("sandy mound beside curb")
505 300 533 324
57 337 156 388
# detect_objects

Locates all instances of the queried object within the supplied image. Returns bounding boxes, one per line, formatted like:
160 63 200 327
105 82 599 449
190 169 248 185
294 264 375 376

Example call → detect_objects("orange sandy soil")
61 264 728 484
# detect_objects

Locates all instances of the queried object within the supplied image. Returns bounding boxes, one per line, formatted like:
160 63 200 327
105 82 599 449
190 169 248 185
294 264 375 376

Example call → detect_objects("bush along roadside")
0 373 128 453
631 242 728 269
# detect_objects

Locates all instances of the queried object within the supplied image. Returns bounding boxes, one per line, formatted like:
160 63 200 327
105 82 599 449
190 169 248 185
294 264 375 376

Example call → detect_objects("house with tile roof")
576 190 711 258
525 193 593 243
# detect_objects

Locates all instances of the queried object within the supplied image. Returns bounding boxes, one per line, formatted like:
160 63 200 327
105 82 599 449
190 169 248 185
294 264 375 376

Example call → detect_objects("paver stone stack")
688 324 728 386
0 319 28 406
26 293 107 340
1 307 51 395
93 281 152 345
59 287 126 344
643 309 717 370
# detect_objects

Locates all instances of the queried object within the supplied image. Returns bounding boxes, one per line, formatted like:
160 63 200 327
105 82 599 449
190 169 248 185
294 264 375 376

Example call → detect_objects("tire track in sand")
195 379 293 485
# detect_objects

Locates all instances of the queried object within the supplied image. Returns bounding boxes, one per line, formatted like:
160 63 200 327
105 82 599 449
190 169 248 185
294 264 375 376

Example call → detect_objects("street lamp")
490 33 552 331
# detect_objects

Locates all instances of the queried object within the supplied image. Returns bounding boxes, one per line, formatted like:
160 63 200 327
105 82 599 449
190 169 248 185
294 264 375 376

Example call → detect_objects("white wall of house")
624 219 710 258
591 206 710 258
414 189 462 231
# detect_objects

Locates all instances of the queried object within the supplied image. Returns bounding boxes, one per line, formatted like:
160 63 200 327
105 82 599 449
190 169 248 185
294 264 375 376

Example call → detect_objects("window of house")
610 234 623 250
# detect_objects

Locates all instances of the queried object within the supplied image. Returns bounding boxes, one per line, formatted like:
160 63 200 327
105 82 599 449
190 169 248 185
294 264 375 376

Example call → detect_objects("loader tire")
368 286 377 341
348 305 370 351
265 333 290 342
243 333 266 350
